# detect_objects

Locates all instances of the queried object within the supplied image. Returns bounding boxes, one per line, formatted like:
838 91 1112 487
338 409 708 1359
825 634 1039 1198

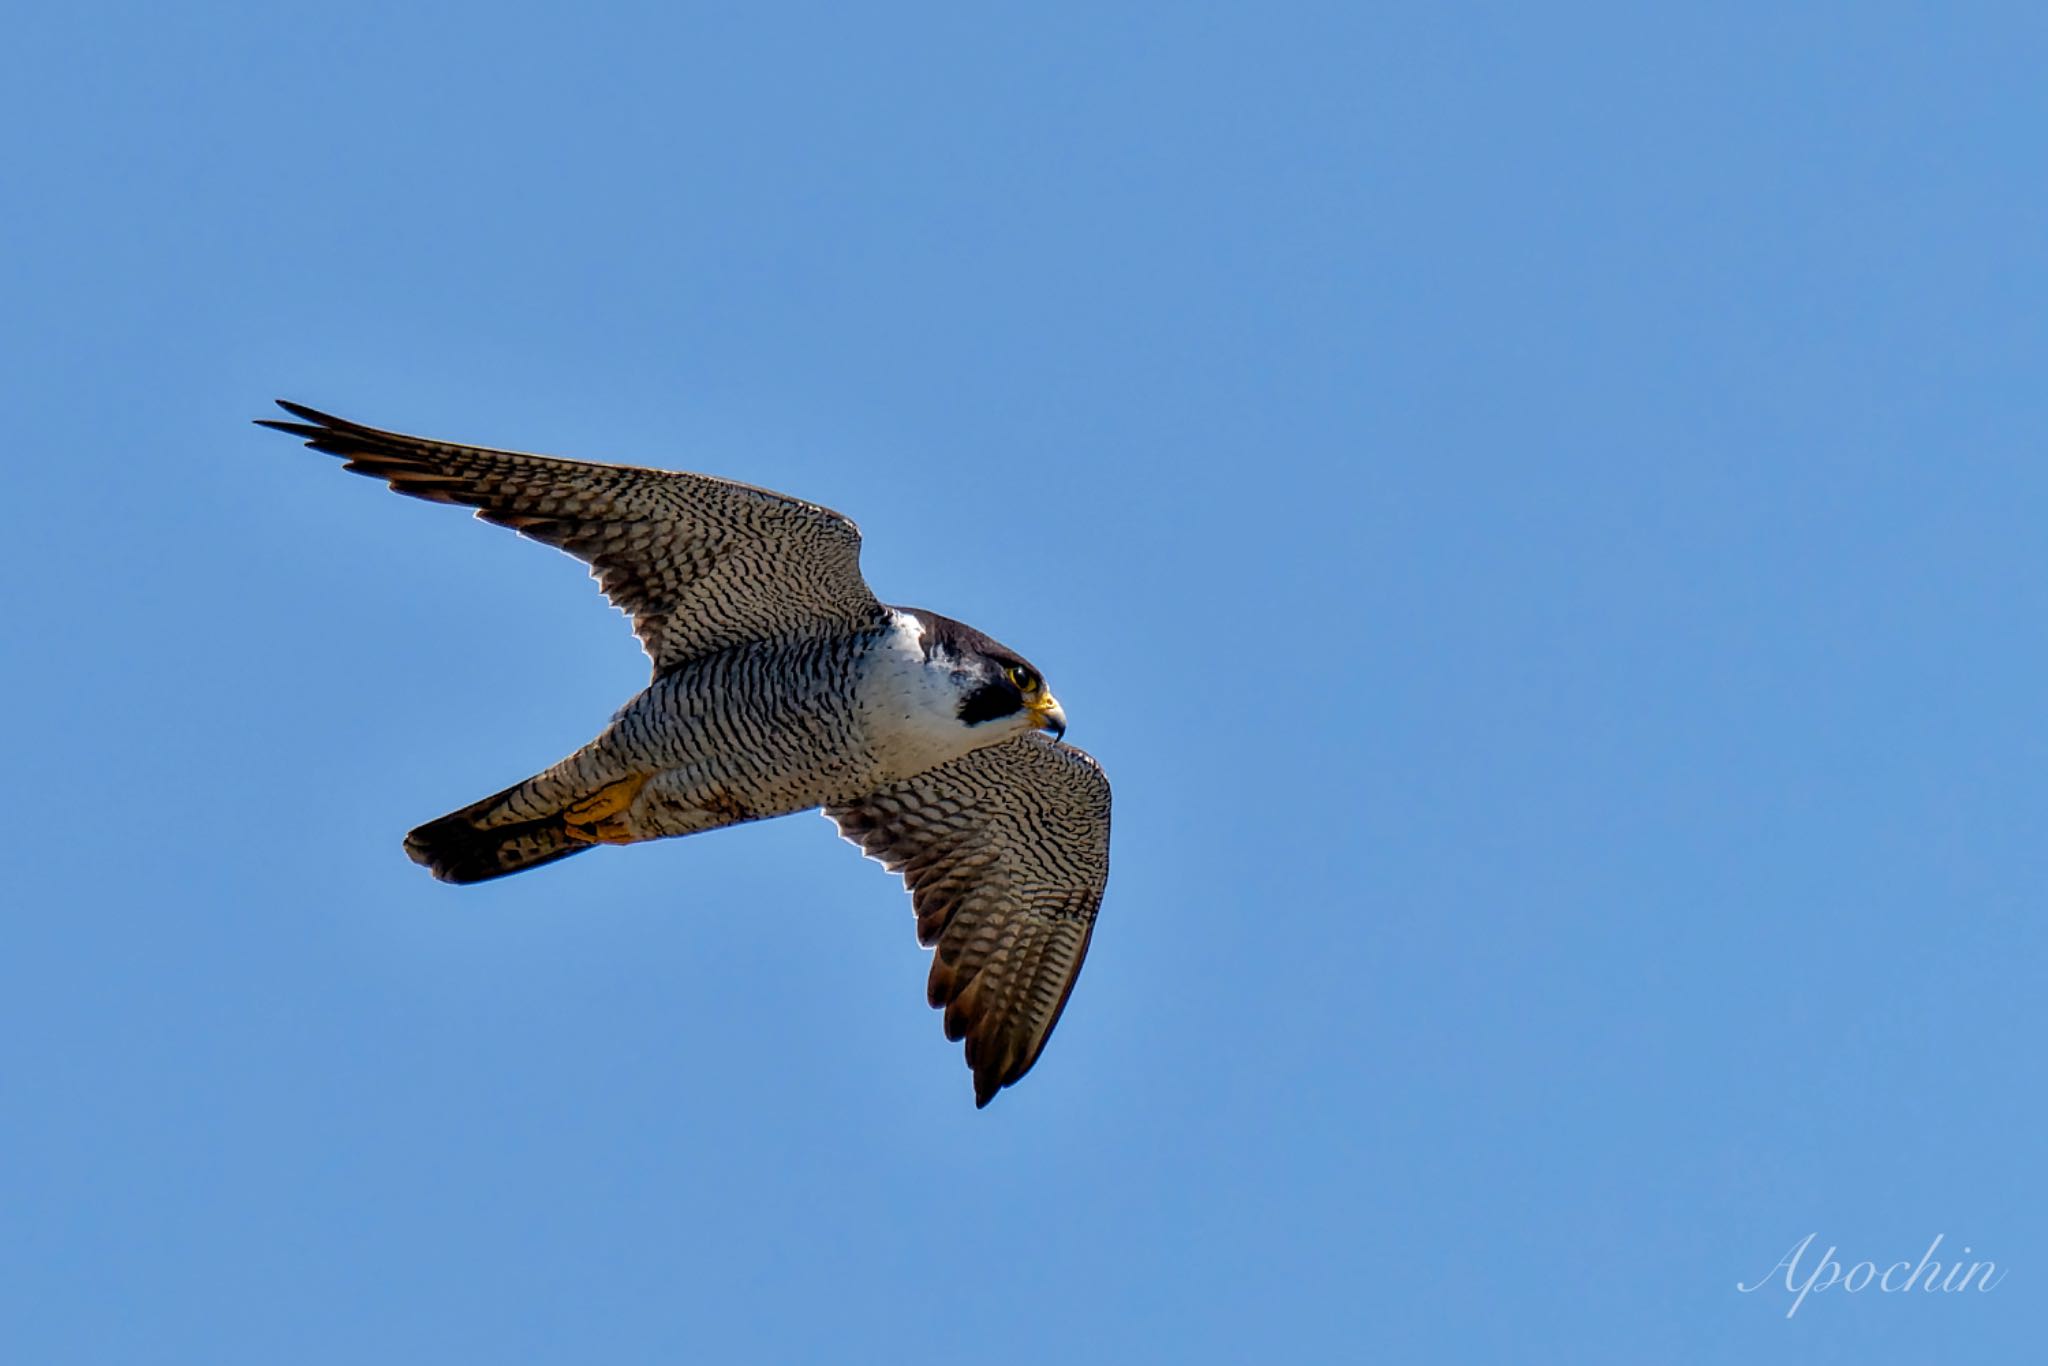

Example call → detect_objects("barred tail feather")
405 763 650 883
404 800 592 884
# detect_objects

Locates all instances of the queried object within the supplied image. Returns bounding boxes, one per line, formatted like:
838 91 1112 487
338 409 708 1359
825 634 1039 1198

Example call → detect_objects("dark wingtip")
256 401 375 454
274 398 337 424
256 399 360 436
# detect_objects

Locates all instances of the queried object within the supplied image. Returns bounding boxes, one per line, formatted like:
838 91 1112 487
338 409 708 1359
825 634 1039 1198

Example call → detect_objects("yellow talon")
562 774 649 843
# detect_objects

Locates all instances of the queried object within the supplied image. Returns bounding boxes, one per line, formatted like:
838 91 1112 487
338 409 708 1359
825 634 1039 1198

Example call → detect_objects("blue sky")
4 3 2042 1361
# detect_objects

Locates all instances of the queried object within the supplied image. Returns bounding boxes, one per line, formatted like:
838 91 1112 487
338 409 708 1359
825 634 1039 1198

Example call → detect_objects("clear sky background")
4 4 2042 1362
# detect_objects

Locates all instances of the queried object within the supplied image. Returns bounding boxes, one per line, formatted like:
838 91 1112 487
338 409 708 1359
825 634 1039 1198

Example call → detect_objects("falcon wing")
828 734 1112 1107
258 401 884 672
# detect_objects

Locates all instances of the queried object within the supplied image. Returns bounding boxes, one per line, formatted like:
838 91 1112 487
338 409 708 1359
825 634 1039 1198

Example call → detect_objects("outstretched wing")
828 735 1112 1107
258 401 884 672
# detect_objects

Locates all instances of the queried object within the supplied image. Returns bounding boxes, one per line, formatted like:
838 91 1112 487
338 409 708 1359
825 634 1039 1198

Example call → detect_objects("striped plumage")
260 401 1111 1107
830 738 1110 1104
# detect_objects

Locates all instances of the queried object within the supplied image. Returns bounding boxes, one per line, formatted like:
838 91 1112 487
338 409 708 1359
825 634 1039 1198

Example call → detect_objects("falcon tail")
403 770 650 884
404 802 591 884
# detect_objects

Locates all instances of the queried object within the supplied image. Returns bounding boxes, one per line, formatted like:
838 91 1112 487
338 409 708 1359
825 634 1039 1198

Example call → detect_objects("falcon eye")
1006 665 1037 693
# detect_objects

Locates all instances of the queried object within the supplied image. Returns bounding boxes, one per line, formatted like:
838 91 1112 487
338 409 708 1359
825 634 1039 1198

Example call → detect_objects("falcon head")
899 608 1067 742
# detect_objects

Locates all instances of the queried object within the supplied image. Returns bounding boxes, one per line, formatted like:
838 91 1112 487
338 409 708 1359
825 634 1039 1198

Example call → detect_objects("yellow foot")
562 774 650 844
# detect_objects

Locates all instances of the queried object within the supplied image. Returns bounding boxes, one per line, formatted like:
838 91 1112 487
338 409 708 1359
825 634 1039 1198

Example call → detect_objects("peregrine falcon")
259 401 1111 1107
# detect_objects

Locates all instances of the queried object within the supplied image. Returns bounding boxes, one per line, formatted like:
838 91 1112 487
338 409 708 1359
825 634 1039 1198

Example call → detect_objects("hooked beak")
1028 695 1068 742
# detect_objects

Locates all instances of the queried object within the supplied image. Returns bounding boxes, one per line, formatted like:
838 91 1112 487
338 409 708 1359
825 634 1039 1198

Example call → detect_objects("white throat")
856 610 1004 780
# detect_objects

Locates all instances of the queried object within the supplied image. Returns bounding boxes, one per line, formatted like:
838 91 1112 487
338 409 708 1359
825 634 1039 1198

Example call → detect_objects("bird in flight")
259 401 1111 1107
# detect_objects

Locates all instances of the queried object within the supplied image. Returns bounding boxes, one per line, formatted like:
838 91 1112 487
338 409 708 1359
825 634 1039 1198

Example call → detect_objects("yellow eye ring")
1006 665 1037 693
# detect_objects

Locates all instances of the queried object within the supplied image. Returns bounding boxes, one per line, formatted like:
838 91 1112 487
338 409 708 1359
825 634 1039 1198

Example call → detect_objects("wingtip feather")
274 398 339 425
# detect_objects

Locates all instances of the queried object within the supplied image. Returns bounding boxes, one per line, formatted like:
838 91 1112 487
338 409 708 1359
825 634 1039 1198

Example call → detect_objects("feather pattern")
829 734 1111 1107
257 400 884 672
